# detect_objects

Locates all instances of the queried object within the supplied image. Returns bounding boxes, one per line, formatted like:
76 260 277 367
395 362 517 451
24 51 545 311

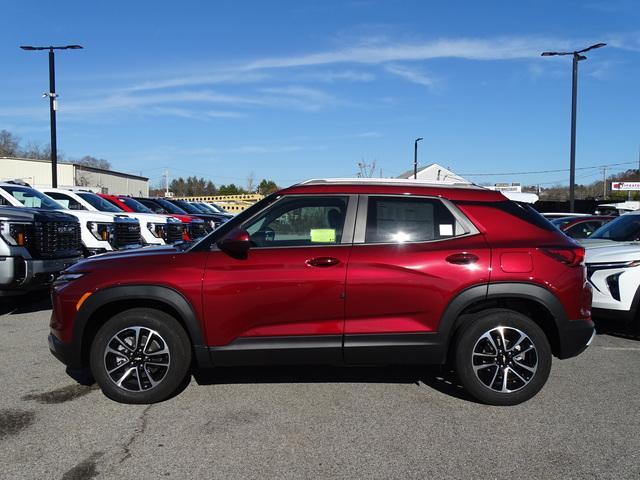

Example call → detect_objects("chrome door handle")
446 253 479 265
306 257 340 267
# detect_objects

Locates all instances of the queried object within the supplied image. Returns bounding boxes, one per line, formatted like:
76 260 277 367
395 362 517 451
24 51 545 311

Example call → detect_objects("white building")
396 163 471 183
0 157 148 196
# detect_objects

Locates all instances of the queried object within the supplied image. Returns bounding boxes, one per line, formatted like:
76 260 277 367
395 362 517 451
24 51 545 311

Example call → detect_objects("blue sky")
1 0 639 189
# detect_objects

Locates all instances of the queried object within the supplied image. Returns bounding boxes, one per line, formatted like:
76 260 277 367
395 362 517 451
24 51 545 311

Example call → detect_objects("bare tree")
76 155 111 170
0 130 20 157
357 159 377 178
246 171 255 193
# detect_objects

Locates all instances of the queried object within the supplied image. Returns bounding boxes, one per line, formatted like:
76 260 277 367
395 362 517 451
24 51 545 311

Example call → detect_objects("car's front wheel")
454 309 552 406
89 308 192 404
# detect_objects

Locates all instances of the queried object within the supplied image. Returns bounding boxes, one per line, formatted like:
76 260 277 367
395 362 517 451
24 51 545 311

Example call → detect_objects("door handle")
446 253 479 265
306 257 340 267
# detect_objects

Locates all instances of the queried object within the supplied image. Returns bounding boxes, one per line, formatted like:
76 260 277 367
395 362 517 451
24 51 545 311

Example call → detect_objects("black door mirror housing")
217 228 251 259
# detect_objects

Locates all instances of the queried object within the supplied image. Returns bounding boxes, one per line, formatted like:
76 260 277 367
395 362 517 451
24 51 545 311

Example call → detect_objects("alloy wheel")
103 326 171 392
471 326 538 393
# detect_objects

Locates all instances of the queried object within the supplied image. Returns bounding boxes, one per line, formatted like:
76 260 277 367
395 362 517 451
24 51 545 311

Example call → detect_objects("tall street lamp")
541 42 606 212
414 137 423 179
20 44 83 188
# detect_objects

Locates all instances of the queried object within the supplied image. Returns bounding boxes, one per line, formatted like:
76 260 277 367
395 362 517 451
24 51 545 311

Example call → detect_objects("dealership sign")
611 182 640 191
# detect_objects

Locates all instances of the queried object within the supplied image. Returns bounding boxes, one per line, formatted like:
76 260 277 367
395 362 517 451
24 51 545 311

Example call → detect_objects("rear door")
343 194 491 364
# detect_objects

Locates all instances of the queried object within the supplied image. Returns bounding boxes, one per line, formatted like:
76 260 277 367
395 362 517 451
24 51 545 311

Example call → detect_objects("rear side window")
365 197 463 243
457 200 557 232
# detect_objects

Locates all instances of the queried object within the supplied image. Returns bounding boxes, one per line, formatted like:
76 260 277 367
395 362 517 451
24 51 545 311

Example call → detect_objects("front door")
202 194 356 365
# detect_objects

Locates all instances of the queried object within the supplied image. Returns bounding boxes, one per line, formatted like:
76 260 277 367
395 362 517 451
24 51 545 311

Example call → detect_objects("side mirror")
217 228 251 259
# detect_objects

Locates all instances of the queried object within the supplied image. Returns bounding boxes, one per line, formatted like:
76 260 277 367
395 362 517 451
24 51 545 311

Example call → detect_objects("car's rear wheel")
89 308 192 404
454 309 552 406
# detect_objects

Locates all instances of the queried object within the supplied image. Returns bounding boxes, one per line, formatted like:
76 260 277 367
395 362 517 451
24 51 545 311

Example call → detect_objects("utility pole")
602 167 607 199
542 43 606 212
413 137 423 179
163 170 169 196
20 44 83 188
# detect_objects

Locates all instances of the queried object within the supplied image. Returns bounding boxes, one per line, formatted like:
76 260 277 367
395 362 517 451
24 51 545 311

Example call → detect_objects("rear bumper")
557 318 595 359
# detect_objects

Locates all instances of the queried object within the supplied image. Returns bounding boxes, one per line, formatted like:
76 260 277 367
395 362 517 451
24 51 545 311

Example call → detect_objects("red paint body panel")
345 235 491 334
202 246 350 345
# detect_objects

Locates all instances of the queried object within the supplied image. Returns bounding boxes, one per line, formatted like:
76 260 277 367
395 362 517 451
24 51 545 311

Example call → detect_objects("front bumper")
0 255 80 296
48 333 83 369
557 318 595 359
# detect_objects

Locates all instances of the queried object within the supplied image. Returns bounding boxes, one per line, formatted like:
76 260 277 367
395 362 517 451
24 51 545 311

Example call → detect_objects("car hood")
116 212 169 224
58 209 127 222
579 238 617 247
585 242 640 264
0 206 79 223
68 244 183 270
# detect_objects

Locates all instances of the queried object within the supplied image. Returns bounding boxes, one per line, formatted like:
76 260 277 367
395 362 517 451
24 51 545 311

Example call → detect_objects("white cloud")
385 64 436 87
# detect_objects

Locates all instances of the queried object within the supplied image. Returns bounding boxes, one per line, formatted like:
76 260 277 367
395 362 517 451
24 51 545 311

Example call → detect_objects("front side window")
243 196 349 247
45 192 86 210
365 196 463 243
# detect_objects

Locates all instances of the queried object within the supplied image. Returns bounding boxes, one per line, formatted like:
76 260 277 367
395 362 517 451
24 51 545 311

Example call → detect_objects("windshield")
590 214 640 241
120 197 153 213
3 186 64 210
77 192 123 213
550 217 575 229
154 198 187 215
200 202 225 213
171 200 203 214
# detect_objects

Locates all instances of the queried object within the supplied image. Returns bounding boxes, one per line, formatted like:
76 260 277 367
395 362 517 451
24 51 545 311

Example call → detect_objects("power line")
460 161 637 177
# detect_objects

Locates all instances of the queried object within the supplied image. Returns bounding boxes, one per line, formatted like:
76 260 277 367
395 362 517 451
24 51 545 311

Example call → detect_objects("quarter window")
365 196 463 243
243 196 349 247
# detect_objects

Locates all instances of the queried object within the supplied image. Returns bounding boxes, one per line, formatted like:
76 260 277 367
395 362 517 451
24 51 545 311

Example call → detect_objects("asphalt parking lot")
1 295 639 480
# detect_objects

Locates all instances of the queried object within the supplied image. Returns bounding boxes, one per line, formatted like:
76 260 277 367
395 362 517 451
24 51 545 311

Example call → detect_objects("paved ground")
1 295 639 480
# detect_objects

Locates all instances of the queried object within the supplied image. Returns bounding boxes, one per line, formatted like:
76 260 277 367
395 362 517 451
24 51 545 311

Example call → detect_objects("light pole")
20 44 83 188
542 43 606 212
414 137 423 179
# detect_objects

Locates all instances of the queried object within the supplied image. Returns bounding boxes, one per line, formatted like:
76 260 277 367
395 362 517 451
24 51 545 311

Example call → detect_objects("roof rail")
296 177 484 189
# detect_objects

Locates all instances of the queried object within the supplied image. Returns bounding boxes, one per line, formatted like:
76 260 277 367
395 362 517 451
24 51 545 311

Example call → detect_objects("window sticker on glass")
310 229 336 243
439 224 453 236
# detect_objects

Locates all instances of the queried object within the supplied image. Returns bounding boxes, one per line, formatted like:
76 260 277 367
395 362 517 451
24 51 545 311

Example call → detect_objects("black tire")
454 309 552 406
89 308 192 404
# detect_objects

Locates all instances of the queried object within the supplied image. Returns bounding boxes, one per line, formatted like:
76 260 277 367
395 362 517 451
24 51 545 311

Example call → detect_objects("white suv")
583 211 640 330
0 182 141 256
39 188 176 246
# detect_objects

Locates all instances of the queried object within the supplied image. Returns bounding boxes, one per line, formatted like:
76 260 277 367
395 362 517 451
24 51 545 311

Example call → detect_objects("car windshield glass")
154 199 187 214
77 193 123 212
120 197 153 213
590 214 640 241
195 202 216 213
172 200 202 214
198 202 219 213
550 217 575 229
3 186 64 210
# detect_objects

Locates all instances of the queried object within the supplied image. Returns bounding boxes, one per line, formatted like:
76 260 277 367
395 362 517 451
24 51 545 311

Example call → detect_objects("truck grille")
31 221 82 259
188 222 207 240
113 221 142 248
166 223 185 244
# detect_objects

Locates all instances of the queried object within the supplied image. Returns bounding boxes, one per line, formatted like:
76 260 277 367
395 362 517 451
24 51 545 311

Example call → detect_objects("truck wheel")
89 308 192 404
454 309 552 406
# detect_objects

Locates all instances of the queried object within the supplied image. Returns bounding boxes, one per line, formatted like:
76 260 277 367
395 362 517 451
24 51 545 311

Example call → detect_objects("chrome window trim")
238 194 358 249
353 194 480 245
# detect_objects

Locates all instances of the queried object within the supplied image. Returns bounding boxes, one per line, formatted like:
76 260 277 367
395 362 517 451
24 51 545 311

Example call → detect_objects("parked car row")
0 180 232 296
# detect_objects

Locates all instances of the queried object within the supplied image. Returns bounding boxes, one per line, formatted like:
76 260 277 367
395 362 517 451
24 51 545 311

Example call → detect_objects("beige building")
0 157 148 196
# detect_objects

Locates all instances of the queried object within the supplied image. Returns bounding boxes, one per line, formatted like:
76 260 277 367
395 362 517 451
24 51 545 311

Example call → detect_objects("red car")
550 215 614 239
49 179 594 405
97 194 204 243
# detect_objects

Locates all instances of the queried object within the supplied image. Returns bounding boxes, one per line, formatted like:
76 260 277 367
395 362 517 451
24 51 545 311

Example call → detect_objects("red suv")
49 179 594 405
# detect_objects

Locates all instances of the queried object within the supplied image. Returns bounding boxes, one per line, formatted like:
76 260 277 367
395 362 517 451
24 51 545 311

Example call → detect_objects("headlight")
0 221 31 246
147 222 167 238
87 222 113 241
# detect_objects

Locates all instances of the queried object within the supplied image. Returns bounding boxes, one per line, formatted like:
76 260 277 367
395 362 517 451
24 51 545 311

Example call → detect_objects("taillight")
540 246 585 267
